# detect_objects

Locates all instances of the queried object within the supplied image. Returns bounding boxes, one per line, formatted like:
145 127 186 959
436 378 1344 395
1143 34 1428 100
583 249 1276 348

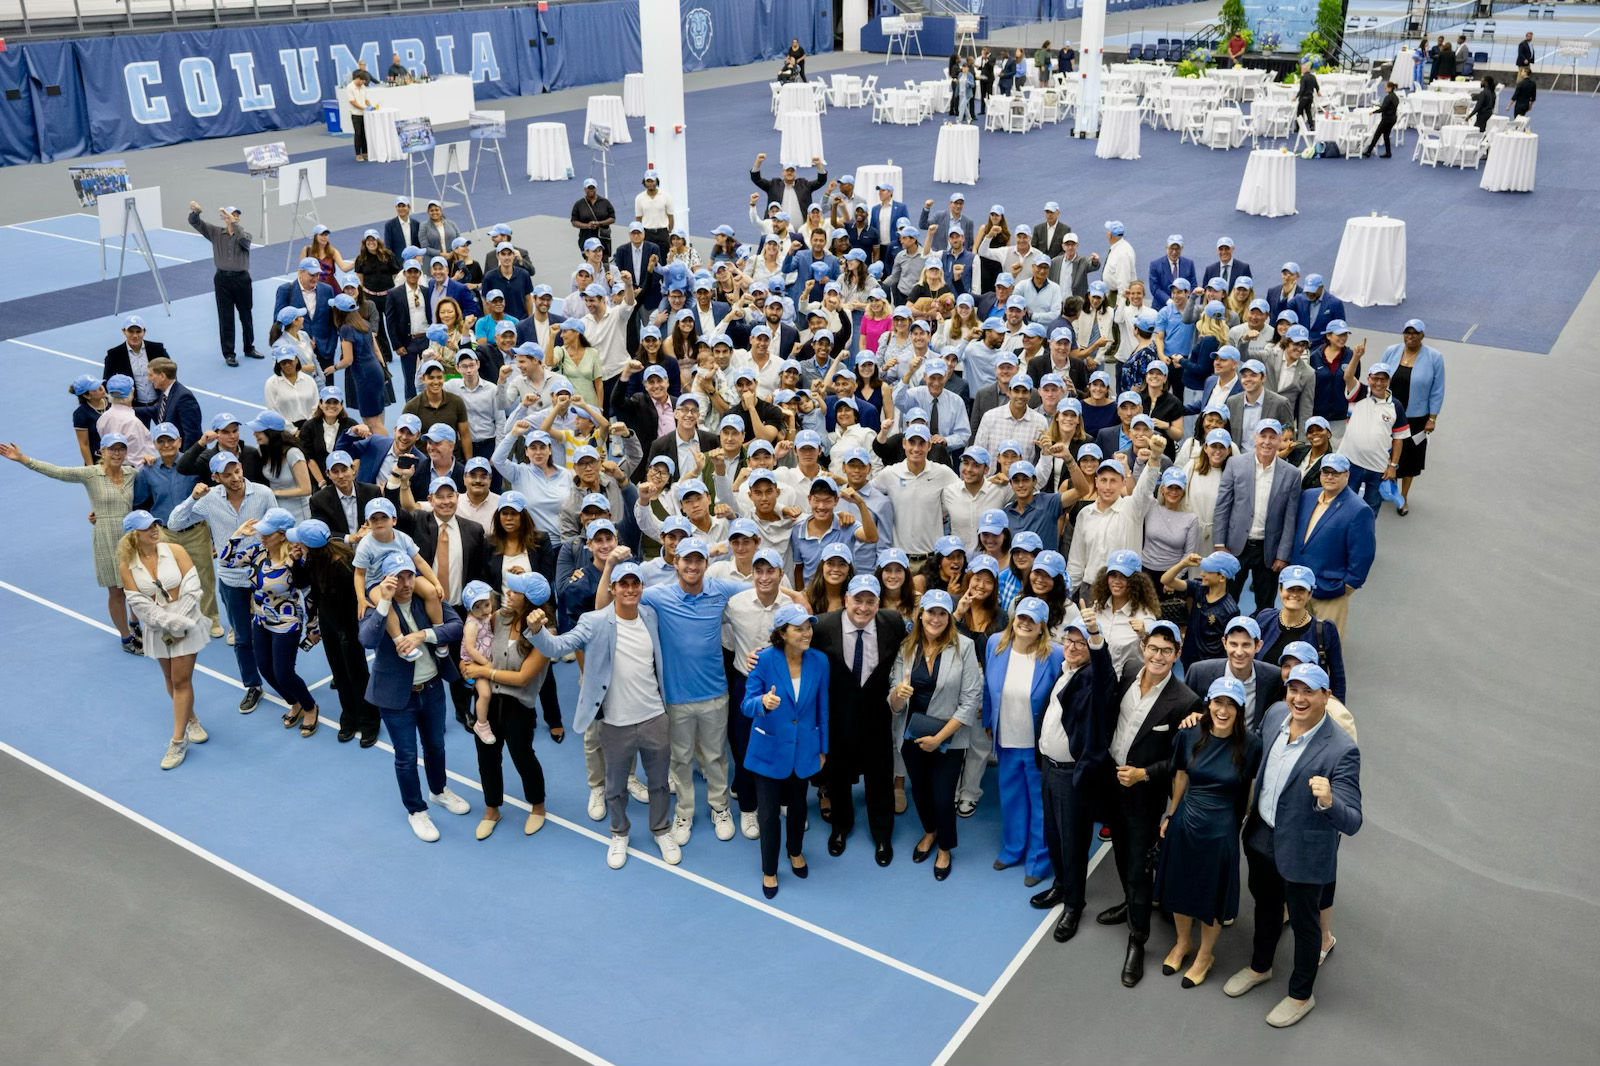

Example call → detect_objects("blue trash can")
322 100 342 134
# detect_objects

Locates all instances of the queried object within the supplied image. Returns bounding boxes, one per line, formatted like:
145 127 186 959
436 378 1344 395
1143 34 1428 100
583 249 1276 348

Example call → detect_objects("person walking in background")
1294 60 1318 133
188 201 259 367
1363 82 1399 158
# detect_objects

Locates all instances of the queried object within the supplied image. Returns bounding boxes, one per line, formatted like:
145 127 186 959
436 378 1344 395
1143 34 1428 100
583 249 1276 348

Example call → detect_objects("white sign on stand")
97 186 171 315
278 158 326 272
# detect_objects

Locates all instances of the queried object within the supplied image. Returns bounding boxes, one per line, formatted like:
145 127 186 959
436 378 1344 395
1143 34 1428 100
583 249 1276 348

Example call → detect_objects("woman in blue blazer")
1381 325 1445 514
982 597 1065 887
741 602 830 899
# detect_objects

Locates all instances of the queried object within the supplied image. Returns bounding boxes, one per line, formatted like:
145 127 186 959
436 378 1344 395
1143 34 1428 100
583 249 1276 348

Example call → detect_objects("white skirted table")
1096 105 1142 160
1236 149 1296 216
337 74 475 134
932 123 980 185
1479 131 1537 192
1203 106 1246 147
1330 216 1407 306
778 111 826 168
774 82 817 128
853 164 903 199
583 95 631 144
830 73 864 107
526 122 575 181
366 108 402 163
623 73 646 117
1393 49 1416 91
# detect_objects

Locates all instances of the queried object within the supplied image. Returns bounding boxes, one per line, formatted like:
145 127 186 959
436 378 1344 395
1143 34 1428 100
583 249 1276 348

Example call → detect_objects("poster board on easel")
96 186 171 315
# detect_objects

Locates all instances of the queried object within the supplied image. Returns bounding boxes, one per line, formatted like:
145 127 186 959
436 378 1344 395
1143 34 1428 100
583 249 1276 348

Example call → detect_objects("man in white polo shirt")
1336 358 1409 514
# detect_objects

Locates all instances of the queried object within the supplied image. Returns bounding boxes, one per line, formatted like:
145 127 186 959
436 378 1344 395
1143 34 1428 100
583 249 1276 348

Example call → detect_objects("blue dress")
1157 726 1263 923
341 323 386 418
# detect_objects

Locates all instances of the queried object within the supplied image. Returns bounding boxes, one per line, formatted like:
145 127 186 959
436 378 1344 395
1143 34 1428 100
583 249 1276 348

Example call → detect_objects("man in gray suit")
1052 233 1101 294
1211 420 1301 607
1181 616 1284 733
1225 359 1294 443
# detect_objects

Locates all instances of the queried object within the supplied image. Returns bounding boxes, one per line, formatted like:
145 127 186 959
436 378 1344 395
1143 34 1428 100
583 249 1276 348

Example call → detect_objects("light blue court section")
0 212 212 300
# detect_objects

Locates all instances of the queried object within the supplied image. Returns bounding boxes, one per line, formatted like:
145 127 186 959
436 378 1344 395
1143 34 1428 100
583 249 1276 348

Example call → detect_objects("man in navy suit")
1146 234 1198 306
1289 274 1346 339
358 554 472 842
1224 662 1361 1027
1201 237 1254 292
868 184 912 259
1288 454 1375 638
424 255 478 318
783 227 840 301
1266 262 1302 321
143 358 204 450
383 197 421 258
1210 420 1302 606
1181 616 1284 733
615 223 663 310
385 259 431 400
273 257 337 373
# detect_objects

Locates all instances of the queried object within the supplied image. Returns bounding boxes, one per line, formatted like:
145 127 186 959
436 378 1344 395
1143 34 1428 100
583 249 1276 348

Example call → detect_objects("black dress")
1391 361 1426 478
1157 726 1263 923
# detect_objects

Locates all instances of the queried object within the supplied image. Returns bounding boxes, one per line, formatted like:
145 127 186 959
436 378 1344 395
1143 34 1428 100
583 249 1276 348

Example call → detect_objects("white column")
843 0 868 52
641 0 691 234
1074 0 1107 137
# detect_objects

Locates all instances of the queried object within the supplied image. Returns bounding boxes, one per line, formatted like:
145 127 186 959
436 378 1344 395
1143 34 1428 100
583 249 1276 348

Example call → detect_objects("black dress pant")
398 336 427 400
1106 779 1162 940
320 618 379 737
825 720 895 844
1040 756 1094 911
1296 98 1316 132
902 738 961 850
755 772 809 876
475 692 546 808
538 669 563 730
1228 538 1279 612
213 269 254 356
351 112 369 157
724 654 757 814
1365 119 1395 156
1244 819 1325 1000
368 290 394 360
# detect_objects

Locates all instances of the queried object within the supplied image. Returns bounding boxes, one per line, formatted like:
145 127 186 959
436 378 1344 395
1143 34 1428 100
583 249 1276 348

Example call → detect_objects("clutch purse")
906 711 950 752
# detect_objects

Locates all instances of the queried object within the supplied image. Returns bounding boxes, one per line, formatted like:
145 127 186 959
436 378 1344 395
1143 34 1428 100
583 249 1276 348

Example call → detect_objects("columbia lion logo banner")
685 7 714 61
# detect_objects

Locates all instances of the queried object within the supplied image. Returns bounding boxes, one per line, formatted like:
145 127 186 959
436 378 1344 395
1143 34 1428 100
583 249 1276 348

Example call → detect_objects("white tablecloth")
338 75 475 134
1330 216 1406 306
1316 114 1349 155
623 73 646 117
775 82 816 127
853 164 903 200
584 95 631 145
933 123 979 185
1210 68 1255 99
1437 124 1477 166
1393 49 1416 91
1236 149 1297 217
1096 105 1142 160
1204 106 1246 147
778 111 825 168
831 73 863 107
526 121 575 181
365 108 402 163
1480 131 1537 192
881 88 923 125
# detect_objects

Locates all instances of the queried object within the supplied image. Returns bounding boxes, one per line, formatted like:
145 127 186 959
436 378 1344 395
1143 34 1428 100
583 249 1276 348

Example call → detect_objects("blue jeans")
1347 463 1385 514
252 623 315 710
218 582 263 688
381 679 449 814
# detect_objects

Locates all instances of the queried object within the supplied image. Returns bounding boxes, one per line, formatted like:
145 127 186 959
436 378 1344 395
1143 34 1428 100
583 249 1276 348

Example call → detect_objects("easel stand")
436 142 478 231
282 169 321 274
113 198 170 315
472 138 511 195
258 172 278 246
590 144 613 199
404 152 441 207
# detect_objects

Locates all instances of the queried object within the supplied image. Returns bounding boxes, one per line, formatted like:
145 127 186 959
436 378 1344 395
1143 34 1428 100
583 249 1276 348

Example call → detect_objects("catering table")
1096 105 1142 159
880 88 923 124
1315 114 1349 157
365 108 402 163
774 82 817 127
1236 148 1297 217
337 74 475 135
526 121 575 181
1210 68 1256 100
830 73 864 107
623 73 646 117
583 95 631 145
932 123 979 185
853 164 903 199
1479 130 1537 192
1330 216 1406 306
778 111 826 168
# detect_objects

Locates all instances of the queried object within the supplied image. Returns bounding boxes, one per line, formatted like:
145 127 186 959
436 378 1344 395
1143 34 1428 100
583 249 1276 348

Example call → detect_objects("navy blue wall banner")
0 40 90 165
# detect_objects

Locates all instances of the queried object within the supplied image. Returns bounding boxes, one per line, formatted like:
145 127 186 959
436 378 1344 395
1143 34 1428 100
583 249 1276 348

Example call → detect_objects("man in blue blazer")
1146 235 1198 306
358 554 471 842
1210 420 1302 606
1289 274 1346 339
1288 454 1376 637
273 257 337 372
337 416 427 488
1181 616 1285 733
1201 237 1253 292
1224 662 1361 1027
144 360 204 450
424 255 478 318
783 227 841 302
868 184 912 253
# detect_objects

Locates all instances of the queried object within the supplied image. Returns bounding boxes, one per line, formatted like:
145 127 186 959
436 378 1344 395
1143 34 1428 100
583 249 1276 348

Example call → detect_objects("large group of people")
11 161 1450 1029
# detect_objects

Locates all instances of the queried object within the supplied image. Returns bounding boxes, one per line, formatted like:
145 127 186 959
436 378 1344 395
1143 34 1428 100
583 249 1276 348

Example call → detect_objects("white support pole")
843 0 867 52
641 0 691 237
1075 0 1108 137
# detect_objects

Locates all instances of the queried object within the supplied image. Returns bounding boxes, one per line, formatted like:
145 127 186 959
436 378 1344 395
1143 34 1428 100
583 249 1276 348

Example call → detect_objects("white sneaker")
587 785 605 820
159 738 188 770
606 834 628 869
209 621 224 638
671 814 692 846
225 627 235 646
408 811 440 842
655 832 682 865
740 811 760 839
184 719 208 744
711 806 735 841
429 787 470 815
627 774 650 803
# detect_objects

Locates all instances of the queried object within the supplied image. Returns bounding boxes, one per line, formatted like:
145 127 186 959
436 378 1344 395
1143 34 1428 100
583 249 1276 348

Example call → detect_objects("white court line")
6 338 267 413
0 578 984 1005
2 223 193 262
0 740 618 1066
928 844 1115 1066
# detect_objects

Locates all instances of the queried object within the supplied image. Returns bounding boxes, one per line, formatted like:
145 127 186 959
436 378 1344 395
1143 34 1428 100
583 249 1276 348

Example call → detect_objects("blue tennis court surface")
0 212 212 300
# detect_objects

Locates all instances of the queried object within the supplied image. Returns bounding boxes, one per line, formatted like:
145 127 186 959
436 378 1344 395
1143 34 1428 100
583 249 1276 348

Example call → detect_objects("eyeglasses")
1145 645 1177 658
1062 636 1089 649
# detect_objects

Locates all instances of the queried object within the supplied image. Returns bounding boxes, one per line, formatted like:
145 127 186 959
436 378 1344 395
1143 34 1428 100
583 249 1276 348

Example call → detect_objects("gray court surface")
4 26 1599 1064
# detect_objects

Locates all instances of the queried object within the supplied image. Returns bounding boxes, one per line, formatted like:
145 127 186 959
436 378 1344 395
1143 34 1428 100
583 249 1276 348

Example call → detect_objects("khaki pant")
1308 588 1353 640
666 695 730 822
162 523 219 625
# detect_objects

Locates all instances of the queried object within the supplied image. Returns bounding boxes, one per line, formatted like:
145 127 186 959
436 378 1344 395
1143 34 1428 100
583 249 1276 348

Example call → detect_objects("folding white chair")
1005 98 1030 133
1205 114 1234 149
1292 116 1316 154
870 91 889 124
1179 103 1207 144
1459 128 1483 168
861 74 879 98
1416 131 1442 166
769 83 782 114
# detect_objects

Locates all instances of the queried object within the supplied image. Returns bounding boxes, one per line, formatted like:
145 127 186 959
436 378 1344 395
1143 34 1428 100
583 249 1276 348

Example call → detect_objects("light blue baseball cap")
286 519 330 548
150 422 180 441
1014 596 1049 623
121 509 159 532
846 574 881 598
1279 640 1319 665
1225 615 1262 640
1199 551 1240 578
1012 531 1044 553
1287 662 1331 691
1106 549 1141 576
208 451 241 473
1207 676 1247 707
920 589 955 613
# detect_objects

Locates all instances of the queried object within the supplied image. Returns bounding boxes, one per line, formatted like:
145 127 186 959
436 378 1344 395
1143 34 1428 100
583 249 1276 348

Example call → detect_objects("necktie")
156 390 167 424
929 396 941 436
435 521 451 601
853 627 865 685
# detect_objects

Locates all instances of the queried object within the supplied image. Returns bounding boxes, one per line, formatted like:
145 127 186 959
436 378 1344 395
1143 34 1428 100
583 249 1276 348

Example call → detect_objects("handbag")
905 711 951 752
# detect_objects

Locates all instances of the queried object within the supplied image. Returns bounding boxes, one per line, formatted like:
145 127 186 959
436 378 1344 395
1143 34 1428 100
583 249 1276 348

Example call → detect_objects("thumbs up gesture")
761 685 781 711
892 679 915 703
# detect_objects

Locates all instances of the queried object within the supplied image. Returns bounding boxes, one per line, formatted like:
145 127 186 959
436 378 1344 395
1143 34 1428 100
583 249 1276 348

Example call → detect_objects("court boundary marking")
1 222 195 262
0 578 984 1006
7 337 268 412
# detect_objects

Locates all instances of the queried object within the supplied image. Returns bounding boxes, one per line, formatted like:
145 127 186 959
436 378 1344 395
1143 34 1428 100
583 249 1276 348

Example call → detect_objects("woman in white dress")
119 510 211 770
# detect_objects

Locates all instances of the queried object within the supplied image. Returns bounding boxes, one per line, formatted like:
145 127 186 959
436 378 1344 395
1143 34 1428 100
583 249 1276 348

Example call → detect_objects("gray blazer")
1270 357 1316 433
1211 455 1302 561
888 632 983 749
1053 252 1100 295
1182 657 1284 734
1224 387 1294 440
417 217 461 258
